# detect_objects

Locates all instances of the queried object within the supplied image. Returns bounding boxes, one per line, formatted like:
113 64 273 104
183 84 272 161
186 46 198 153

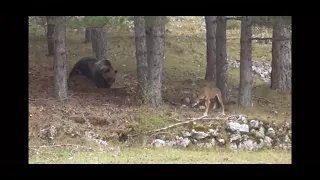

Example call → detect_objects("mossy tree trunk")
134 16 149 104
204 16 217 82
46 16 55 56
53 16 68 101
91 27 107 60
84 27 92 43
271 19 292 91
145 16 166 107
238 16 253 108
216 16 228 102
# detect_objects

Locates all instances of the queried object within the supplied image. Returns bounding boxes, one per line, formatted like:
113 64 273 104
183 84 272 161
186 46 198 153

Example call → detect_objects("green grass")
29 146 291 164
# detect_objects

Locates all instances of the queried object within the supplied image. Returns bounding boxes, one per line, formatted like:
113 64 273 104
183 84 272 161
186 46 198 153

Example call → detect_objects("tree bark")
216 16 228 102
53 16 68 101
145 16 166 107
239 16 253 108
46 16 55 56
205 16 217 82
84 27 92 43
91 27 107 60
134 16 149 104
271 20 292 91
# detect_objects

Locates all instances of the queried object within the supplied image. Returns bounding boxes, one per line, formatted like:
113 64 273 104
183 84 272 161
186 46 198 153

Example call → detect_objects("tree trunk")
205 16 217 82
271 21 292 91
145 16 166 107
239 16 253 108
91 27 107 60
46 16 55 56
53 16 68 101
134 16 149 104
216 16 228 102
84 27 92 43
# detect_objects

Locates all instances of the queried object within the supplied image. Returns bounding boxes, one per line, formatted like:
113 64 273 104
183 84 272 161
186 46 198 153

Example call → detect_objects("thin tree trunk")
216 16 228 102
239 16 253 108
271 20 292 91
145 16 166 107
91 27 107 60
46 16 55 56
84 27 92 43
134 16 149 104
205 16 217 82
53 16 68 101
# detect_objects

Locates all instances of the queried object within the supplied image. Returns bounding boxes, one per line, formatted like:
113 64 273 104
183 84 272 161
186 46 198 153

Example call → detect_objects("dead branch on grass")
129 115 238 137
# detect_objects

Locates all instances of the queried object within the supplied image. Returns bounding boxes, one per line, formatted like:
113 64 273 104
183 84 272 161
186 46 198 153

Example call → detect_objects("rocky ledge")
151 115 291 151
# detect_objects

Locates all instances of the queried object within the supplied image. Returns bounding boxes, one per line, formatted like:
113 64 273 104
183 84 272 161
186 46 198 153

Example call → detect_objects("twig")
129 115 237 137
173 118 184 122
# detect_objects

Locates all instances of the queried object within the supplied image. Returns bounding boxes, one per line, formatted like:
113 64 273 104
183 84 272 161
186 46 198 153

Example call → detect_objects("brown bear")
69 56 118 88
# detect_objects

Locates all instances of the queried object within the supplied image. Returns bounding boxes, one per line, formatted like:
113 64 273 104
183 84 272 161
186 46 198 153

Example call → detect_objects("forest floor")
28 16 291 164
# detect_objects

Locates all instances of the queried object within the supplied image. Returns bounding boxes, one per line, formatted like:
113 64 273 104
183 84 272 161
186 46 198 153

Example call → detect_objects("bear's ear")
114 69 118 74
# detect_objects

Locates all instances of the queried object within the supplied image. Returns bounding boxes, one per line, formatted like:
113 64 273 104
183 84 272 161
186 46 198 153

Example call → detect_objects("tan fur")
192 81 225 116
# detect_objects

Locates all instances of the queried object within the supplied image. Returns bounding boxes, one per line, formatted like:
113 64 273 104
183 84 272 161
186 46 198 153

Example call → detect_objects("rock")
263 136 273 147
217 139 226 145
253 126 265 139
151 139 166 148
197 143 205 148
242 134 249 141
240 115 248 124
227 122 249 133
199 106 205 110
266 128 276 138
284 135 291 143
231 143 238 150
180 104 188 109
96 139 108 146
205 142 213 148
182 131 192 138
39 125 58 140
192 130 208 140
211 138 216 146
208 129 219 137
166 141 176 147
259 121 264 127
249 120 259 129
166 29 172 33
182 97 190 104
288 130 292 139
230 133 242 143
238 139 259 151
177 138 190 148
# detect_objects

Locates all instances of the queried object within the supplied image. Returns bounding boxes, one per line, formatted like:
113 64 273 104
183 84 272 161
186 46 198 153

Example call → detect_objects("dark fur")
69 57 118 88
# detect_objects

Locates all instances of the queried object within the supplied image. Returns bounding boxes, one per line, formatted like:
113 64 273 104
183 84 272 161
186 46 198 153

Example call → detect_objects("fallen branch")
174 118 184 122
129 115 238 137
